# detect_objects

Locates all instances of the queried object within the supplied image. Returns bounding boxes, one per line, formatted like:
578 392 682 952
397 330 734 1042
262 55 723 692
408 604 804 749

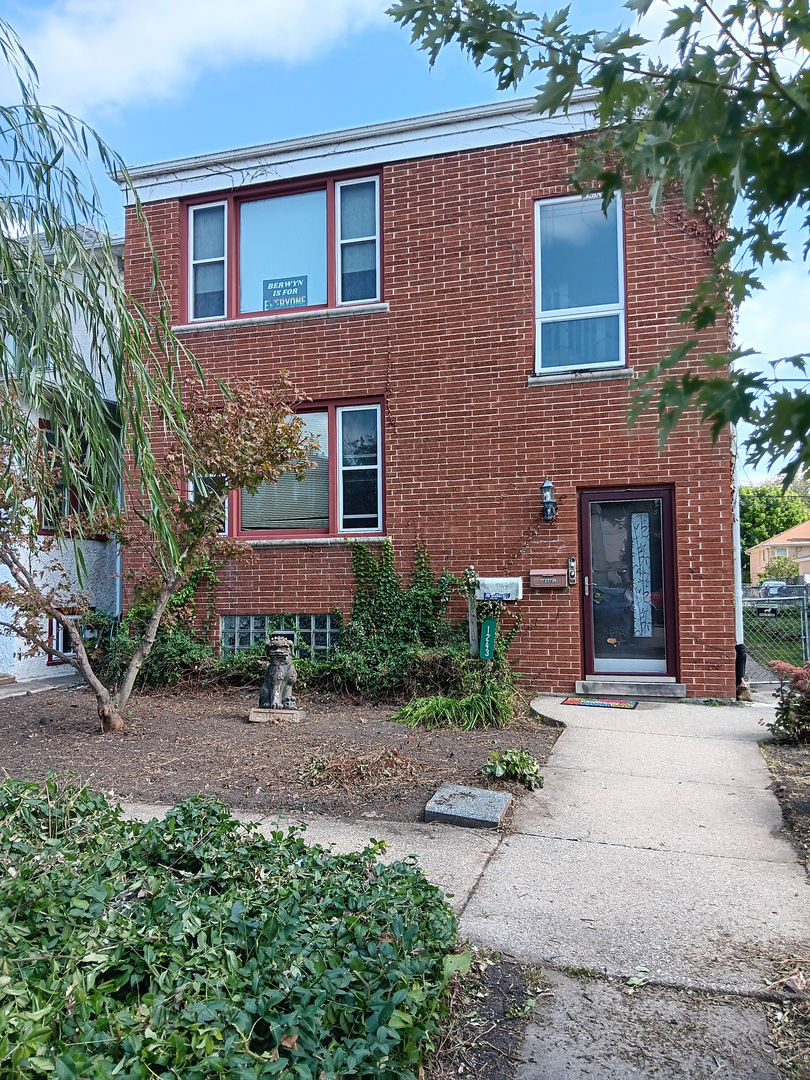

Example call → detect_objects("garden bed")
0 683 560 821
762 738 810 868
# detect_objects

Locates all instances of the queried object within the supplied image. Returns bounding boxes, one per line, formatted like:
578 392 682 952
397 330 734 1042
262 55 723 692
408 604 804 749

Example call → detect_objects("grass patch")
743 608 806 669
0 777 463 1079
392 683 514 731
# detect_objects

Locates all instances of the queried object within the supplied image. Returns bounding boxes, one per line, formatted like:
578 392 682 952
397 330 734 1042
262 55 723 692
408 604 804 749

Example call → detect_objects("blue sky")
0 0 806 483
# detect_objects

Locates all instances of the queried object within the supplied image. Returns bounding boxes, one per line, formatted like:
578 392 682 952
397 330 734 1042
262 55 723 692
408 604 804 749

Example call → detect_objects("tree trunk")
114 570 181 717
98 696 126 733
56 620 126 733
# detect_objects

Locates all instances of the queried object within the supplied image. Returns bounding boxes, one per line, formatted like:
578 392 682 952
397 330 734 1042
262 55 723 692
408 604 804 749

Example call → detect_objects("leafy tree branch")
389 0 810 480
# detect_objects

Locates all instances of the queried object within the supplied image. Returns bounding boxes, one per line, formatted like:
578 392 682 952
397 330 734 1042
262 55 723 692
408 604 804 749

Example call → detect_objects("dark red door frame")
578 486 679 679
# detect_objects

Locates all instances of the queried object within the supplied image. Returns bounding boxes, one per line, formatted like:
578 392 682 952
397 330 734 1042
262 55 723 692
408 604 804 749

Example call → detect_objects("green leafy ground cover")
0 778 463 1079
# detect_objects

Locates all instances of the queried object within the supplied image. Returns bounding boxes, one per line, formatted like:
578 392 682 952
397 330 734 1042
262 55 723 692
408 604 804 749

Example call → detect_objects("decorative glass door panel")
581 490 676 675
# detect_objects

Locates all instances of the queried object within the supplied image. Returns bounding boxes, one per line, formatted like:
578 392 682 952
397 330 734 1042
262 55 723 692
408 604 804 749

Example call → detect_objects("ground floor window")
220 613 341 656
235 400 383 537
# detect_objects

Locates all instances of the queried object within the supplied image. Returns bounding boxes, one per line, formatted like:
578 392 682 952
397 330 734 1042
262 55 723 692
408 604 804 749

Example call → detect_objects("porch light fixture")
541 475 558 522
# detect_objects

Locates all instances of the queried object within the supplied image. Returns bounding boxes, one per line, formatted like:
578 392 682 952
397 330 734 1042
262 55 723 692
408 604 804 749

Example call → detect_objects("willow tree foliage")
0 22 317 731
389 0 810 481
0 19 194 548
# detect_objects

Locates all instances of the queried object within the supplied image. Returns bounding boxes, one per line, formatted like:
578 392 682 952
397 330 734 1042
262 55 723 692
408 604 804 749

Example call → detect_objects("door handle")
584 576 589 596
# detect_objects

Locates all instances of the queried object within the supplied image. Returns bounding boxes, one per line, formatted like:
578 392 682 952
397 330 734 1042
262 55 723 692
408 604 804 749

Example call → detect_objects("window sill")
244 535 390 548
528 366 634 388
173 302 390 334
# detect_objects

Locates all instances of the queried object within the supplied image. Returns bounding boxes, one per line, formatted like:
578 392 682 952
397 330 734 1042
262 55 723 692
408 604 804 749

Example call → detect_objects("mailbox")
529 568 568 589
474 576 523 601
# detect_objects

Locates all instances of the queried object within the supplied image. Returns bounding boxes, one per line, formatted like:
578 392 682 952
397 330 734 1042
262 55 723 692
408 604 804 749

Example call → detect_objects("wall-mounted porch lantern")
542 475 558 522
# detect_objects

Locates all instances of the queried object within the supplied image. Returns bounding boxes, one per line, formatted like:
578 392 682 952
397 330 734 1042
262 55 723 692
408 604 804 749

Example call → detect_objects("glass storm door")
580 489 676 676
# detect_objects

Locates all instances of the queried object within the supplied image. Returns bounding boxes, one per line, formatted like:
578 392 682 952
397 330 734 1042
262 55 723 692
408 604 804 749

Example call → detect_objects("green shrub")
102 540 522 706
0 777 465 1079
483 748 543 790
768 660 810 741
310 542 522 706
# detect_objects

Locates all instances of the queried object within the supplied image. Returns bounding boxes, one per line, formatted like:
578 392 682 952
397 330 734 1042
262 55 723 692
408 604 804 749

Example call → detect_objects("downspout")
731 426 745 687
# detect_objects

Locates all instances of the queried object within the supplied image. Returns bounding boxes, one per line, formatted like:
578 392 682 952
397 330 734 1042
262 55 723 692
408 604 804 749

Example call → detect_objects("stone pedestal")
247 707 305 724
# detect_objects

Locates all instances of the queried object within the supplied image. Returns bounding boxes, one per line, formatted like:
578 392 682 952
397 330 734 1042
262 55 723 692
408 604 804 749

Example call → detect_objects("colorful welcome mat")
561 697 638 709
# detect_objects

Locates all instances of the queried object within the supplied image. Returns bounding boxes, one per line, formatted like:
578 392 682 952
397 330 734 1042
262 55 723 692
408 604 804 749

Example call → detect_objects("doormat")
561 696 638 709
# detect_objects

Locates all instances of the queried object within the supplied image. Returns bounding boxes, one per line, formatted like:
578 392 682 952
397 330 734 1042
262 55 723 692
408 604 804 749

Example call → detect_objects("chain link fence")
741 584 810 683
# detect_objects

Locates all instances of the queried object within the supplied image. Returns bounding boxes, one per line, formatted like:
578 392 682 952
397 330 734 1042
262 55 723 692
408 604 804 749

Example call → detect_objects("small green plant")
768 661 810 742
483 748 543 790
625 966 651 995
506 997 536 1019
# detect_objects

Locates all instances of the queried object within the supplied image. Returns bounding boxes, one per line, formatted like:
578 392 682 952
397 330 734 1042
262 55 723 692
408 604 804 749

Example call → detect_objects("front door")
580 488 677 677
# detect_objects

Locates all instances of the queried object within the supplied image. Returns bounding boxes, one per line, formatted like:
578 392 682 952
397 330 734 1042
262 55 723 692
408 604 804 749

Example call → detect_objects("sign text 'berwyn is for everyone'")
263 276 308 310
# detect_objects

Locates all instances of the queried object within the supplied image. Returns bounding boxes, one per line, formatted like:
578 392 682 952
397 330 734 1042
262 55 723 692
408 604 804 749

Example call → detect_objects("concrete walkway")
124 695 807 993
0 673 83 701
465 695 807 994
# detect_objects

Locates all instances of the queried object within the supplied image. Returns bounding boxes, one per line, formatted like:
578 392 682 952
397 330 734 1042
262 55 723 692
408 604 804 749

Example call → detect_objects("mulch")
762 738 810 869
0 683 561 823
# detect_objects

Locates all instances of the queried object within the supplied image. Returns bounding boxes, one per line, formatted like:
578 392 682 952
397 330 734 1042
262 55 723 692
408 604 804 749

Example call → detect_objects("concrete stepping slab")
514 768 793 861
517 970 779 1079
424 783 511 828
460 833 808 992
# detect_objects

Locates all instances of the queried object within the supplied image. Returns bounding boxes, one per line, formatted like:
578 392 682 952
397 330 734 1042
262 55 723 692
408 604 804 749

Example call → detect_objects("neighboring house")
747 520 810 582
0 229 122 682
120 98 736 699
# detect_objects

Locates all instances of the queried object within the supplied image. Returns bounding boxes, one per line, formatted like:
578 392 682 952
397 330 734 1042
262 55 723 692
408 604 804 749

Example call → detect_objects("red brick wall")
123 135 736 697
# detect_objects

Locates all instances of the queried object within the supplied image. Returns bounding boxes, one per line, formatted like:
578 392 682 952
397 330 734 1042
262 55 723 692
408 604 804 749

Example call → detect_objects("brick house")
120 98 736 699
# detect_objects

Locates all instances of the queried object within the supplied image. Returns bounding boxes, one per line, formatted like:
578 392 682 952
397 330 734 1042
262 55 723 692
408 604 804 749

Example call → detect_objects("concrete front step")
575 679 687 699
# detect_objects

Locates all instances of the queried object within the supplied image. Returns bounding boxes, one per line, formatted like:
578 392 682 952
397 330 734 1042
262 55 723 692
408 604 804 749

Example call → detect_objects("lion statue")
259 635 298 710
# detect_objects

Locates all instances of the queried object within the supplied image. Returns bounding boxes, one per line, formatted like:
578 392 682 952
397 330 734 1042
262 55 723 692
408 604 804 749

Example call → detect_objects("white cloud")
8 0 388 114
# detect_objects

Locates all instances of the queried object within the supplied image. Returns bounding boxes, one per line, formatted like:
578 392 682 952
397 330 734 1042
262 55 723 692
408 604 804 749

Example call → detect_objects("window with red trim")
224 401 383 538
187 175 381 322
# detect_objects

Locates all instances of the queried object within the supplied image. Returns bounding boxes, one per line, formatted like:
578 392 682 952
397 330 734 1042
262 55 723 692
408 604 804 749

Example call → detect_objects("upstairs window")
187 175 380 322
535 196 624 373
336 179 379 304
190 203 226 319
240 190 327 312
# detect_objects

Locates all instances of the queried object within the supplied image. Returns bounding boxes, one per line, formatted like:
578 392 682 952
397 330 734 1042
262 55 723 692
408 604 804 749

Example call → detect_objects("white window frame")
189 201 228 322
188 478 229 535
335 177 380 306
534 194 625 375
337 403 383 534
47 610 97 665
48 618 76 661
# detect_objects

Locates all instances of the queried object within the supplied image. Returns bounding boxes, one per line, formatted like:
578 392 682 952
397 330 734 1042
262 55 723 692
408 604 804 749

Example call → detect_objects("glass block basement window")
220 614 340 655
